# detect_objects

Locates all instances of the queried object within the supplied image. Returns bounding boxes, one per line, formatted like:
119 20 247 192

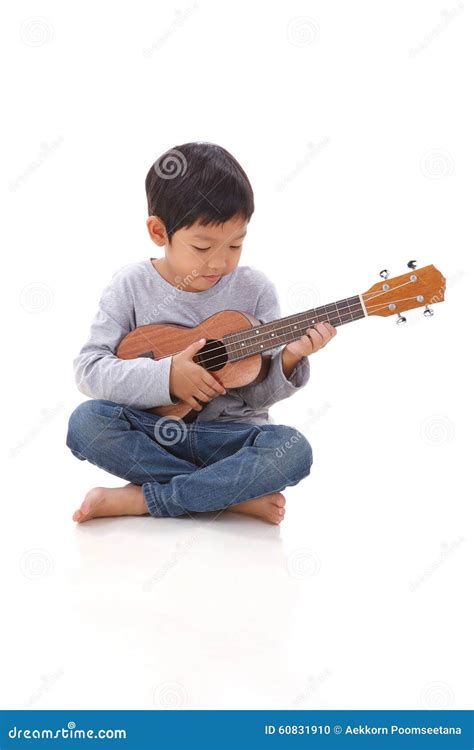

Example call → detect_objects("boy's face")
147 215 248 292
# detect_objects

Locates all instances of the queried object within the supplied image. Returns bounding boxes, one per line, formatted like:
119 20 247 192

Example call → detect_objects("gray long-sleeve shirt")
73 258 311 425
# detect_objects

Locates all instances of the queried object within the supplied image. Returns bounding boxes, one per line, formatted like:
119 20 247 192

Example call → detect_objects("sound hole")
195 339 228 372
137 351 155 359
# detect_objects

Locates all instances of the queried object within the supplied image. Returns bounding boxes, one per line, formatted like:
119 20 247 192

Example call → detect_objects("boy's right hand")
169 338 226 411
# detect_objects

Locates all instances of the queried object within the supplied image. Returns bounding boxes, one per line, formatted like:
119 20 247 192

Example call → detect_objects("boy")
66 142 336 525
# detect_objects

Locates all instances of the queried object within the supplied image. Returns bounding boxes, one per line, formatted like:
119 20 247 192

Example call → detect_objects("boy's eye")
191 244 242 251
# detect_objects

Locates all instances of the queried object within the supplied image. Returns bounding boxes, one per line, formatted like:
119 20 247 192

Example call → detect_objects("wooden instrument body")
115 263 447 419
116 310 272 418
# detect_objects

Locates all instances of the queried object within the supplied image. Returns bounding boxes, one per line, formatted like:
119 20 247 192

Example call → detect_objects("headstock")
362 262 446 323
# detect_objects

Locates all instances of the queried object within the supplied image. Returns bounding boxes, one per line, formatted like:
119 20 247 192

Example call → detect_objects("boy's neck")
151 257 202 293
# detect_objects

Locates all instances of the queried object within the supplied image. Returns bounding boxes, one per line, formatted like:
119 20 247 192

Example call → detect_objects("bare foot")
224 492 286 525
72 483 148 523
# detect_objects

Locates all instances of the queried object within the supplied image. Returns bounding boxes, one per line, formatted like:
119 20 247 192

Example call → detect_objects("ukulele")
116 262 446 420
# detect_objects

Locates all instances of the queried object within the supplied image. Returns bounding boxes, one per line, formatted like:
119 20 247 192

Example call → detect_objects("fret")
224 296 364 362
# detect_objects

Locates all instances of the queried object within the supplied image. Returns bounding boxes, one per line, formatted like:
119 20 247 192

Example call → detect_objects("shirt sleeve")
227 279 310 410
73 274 180 410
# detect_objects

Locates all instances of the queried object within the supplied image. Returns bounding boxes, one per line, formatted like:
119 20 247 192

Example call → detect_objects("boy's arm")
73 276 180 410
227 279 310 410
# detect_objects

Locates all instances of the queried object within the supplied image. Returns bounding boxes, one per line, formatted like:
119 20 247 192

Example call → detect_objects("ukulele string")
365 295 422 312
197 284 416 364
150 301 366 366
203 277 421 358
363 277 415 302
146 283 420 368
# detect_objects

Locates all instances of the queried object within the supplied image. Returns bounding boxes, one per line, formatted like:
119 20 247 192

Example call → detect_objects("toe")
270 509 283 524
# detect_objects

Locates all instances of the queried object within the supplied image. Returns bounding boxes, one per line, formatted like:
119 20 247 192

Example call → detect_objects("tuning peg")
379 269 389 280
423 305 434 317
396 313 407 325
407 260 417 269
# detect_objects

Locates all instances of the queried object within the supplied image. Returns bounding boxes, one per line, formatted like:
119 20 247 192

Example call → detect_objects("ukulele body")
116 310 272 419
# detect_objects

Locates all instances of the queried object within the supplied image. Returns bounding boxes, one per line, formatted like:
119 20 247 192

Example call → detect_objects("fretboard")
224 295 366 361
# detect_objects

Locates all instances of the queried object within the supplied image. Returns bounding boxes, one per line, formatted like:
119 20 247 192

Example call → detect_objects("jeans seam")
142 483 161 516
187 425 261 434
188 423 201 466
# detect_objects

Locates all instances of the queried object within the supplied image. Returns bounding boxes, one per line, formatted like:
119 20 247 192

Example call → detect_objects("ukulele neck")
224 295 366 362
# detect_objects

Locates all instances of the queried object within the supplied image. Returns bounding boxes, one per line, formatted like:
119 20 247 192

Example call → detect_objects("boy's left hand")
284 321 337 360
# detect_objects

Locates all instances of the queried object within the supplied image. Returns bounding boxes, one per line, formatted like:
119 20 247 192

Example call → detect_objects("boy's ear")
146 215 168 246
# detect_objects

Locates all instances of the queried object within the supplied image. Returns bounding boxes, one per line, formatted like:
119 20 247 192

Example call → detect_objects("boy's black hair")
145 142 254 242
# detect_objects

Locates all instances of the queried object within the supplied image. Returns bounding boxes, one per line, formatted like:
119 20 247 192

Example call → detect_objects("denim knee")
66 399 119 458
262 425 314 482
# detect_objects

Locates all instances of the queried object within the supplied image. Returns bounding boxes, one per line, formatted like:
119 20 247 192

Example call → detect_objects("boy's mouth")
202 274 221 281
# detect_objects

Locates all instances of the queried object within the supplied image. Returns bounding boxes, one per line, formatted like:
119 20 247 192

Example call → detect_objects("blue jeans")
65 399 313 518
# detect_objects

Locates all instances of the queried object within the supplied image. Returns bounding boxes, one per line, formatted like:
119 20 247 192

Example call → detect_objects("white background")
1 0 472 710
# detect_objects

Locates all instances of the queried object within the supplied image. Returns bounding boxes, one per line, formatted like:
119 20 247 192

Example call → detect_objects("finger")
306 326 324 345
314 321 331 338
187 396 203 411
313 323 332 345
306 328 324 351
202 372 226 395
184 338 207 356
194 388 212 403
322 321 337 337
195 384 216 400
